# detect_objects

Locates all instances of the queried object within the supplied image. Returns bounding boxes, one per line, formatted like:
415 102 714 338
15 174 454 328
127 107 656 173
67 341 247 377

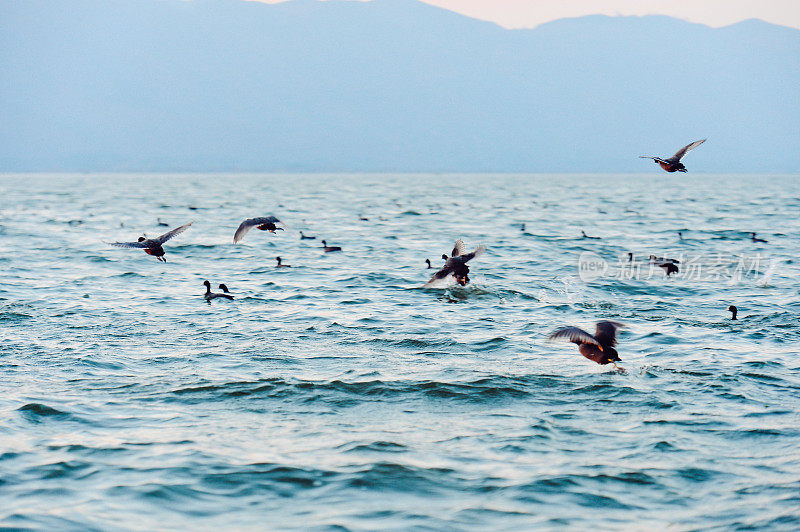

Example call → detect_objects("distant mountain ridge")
0 0 798 172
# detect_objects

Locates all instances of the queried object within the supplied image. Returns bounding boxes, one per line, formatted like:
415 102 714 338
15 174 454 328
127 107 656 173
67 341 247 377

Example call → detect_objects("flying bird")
649 255 680 276
548 321 625 366
233 216 284 244
640 139 706 173
109 222 193 262
658 262 679 276
424 239 485 287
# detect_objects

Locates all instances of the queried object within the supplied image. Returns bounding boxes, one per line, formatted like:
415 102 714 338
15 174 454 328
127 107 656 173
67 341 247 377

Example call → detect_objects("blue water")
1 173 799 530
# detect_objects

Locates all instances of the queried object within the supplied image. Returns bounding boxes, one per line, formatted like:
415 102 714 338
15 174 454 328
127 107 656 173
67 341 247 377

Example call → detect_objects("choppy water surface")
2 173 800 530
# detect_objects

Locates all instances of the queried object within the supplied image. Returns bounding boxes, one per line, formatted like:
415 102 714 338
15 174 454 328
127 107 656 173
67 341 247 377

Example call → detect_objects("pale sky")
255 0 800 30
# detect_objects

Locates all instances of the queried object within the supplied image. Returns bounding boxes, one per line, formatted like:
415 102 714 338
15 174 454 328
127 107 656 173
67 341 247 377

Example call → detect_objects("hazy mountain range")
1 0 798 172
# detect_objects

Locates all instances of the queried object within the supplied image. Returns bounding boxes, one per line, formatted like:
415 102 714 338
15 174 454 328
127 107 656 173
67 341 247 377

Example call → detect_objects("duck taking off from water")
109 222 193 262
640 139 706 173
548 321 624 366
233 216 284 244
649 255 680 276
424 239 485 287
203 280 233 302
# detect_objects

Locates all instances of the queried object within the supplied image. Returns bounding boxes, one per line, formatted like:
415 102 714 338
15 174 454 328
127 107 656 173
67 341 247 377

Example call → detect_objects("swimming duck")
109 222 193 262
640 139 706 173
728 305 738 320
425 258 433 269
627 252 634 262
321 240 342 252
233 216 284 244
275 256 291 268
548 321 624 366
581 230 601 239
218 283 232 294
156 218 169 227
299 231 316 240
203 280 233 302
424 239 485 287
750 232 768 243
678 231 683 240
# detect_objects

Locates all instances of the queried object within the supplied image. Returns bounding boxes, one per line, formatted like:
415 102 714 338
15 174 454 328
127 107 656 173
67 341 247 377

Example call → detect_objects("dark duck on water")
424 239 485 287
640 139 706 173
321 240 342 252
109 222 193 262
548 321 625 367
203 280 234 302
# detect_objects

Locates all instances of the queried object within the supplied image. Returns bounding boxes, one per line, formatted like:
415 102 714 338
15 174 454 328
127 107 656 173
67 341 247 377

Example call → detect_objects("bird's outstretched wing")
109 241 148 249
671 139 706 161
157 222 193 244
423 262 455 287
659 263 679 274
593 321 624 347
548 326 600 346
451 239 466 257
233 216 281 243
460 244 486 263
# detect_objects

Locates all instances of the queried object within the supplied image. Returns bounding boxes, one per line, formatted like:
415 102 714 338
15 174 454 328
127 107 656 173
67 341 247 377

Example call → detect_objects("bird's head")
218 284 229 293
603 347 621 363
137 236 146 242
441 254 448 260
203 280 210 287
